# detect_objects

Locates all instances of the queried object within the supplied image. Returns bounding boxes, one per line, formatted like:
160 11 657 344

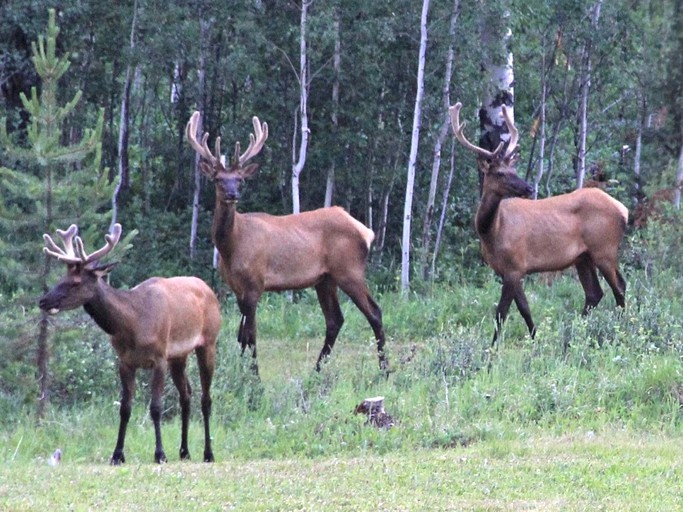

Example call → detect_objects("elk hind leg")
595 259 626 308
575 255 604 314
195 345 216 462
513 282 536 339
150 361 168 464
169 359 192 460
338 278 387 371
111 362 136 465
314 277 344 371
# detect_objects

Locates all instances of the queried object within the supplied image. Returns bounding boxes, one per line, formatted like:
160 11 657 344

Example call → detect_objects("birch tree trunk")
112 0 138 230
291 0 310 215
533 49 547 200
675 127 683 209
478 4 514 159
633 93 645 206
190 16 209 259
324 6 340 208
576 0 603 189
420 0 459 280
400 0 430 295
431 138 457 276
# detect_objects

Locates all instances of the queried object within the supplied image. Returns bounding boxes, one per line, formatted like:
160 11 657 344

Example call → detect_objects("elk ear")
477 159 492 174
505 152 520 167
199 161 218 179
91 261 118 278
241 163 260 179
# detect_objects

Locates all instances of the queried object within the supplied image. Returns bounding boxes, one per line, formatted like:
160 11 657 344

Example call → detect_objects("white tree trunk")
675 129 683 209
431 138 457 275
291 0 310 214
400 0 430 295
577 0 603 189
190 18 209 259
534 50 547 200
325 7 341 208
112 0 138 231
421 0 459 279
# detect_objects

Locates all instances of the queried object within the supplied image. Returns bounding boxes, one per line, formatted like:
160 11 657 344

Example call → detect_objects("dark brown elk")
449 102 628 346
185 111 386 374
632 187 679 228
39 223 221 464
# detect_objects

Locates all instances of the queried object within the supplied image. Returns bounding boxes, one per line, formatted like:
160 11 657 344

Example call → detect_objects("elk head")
448 102 533 200
185 111 268 203
39 223 122 314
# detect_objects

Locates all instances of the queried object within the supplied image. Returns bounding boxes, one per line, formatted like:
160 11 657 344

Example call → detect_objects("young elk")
186 112 386 374
39 224 221 464
449 102 628 346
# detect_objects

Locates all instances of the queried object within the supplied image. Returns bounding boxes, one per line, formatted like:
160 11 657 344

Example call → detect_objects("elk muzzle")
39 289 63 315
216 174 242 203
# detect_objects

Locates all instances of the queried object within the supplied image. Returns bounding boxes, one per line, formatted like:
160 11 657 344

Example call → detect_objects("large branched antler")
500 105 519 157
233 116 268 167
448 102 518 159
43 223 122 265
185 111 224 175
43 224 81 264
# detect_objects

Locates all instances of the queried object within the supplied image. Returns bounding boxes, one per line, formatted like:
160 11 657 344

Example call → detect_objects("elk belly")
167 334 205 359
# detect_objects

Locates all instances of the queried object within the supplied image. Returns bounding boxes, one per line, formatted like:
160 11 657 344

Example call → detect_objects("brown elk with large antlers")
449 102 628 346
39 223 221 464
186 111 386 374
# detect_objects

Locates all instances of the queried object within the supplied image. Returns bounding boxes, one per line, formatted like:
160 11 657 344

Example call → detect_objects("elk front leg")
492 274 523 346
150 361 168 464
237 296 260 376
314 278 344 371
195 345 216 462
169 359 191 460
111 362 136 465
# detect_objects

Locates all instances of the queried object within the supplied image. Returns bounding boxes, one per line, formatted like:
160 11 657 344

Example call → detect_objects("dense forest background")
0 0 681 414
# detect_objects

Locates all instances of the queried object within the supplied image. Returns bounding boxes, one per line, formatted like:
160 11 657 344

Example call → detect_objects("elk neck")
82 280 130 336
475 188 505 236
212 198 239 256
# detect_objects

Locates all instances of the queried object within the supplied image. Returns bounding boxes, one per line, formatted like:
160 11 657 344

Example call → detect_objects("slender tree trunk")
633 93 645 206
533 49 547 200
112 0 138 230
421 0 459 280
478 4 514 161
401 0 430 295
325 7 341 208
36 165 54 422
291 0 310 214
576 0 603 189
431 138 457 275
676 128 683 209
190 15 209 259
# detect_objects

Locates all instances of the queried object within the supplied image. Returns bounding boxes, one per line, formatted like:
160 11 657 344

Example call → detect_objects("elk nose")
38 294 58 313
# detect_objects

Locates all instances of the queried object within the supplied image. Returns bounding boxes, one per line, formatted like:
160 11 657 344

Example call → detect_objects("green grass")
2 431 682 511
3 223 683 510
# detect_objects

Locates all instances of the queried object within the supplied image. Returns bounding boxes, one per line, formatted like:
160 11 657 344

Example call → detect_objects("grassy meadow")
2 220 683 510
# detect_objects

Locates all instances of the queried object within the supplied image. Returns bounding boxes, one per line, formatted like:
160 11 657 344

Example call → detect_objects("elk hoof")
179 447 191 460
154 450 167 464
110 451 125 465
204 451 215 463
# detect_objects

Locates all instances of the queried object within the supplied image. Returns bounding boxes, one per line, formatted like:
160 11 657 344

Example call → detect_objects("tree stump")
354 396 394 429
